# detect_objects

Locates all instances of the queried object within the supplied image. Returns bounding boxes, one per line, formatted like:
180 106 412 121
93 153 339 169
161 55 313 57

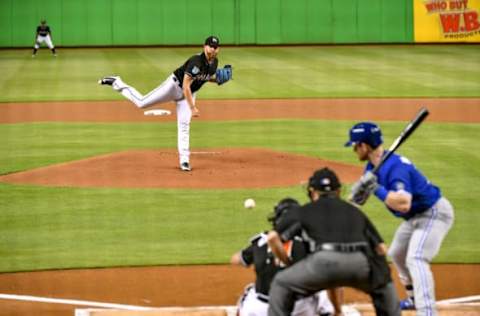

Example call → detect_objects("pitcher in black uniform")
231 198 337 316
267 168 400 316
98 36 232 171
33 20 56 57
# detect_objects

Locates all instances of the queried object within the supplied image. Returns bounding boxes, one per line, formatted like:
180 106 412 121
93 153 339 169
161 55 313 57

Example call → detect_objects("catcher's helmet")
268 198 299 229
308 167 341 193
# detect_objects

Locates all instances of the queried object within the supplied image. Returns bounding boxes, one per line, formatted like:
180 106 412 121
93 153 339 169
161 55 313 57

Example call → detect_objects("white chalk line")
0 293 151 311
191 151 222 154
437 295 480 304
76 306 238 316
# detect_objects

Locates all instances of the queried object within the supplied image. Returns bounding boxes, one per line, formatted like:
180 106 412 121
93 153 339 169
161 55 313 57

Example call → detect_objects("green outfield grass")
0 120 479 272
1 45 479 272
0 45 479 102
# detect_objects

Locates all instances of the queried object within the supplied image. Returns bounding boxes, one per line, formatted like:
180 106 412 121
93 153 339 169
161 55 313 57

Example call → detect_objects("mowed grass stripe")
1 45 479 102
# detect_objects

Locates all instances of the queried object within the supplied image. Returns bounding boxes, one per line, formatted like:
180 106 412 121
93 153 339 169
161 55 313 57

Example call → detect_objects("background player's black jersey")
240 232 309 296
37 25 51 37
173 52 218 93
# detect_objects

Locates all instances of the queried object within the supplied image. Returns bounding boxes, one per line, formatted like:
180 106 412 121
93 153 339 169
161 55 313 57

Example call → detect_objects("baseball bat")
372 107 429 174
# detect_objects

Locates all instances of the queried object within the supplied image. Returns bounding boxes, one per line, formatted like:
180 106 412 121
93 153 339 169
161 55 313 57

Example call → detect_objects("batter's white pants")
35 35 54 49
388 197 454 316
238 284 334 316
113 74 194 165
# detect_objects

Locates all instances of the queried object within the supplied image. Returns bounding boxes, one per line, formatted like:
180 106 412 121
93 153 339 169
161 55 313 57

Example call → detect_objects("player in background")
98 36 232 171
345 122 454 316
231 198 339 316
33 20 56 57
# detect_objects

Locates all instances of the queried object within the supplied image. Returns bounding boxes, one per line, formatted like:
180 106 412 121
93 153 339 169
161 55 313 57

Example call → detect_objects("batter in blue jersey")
345 122 454 316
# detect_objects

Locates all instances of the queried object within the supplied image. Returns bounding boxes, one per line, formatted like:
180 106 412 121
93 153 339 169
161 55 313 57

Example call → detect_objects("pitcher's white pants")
35 35 54 49
113 74 194 165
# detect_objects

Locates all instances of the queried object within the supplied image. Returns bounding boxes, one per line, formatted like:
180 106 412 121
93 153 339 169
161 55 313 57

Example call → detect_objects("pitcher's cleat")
98 76 119 86
180 162 191 171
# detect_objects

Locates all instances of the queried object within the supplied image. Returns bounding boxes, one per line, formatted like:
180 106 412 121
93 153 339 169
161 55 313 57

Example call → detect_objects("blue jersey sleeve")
386 161 413 194
373 153 441 219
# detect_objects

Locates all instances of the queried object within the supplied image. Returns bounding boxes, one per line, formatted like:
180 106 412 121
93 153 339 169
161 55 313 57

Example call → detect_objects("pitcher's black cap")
205 36 220 48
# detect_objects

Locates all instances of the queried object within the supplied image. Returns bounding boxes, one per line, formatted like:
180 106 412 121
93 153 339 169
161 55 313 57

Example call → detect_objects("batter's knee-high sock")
51 48 56 55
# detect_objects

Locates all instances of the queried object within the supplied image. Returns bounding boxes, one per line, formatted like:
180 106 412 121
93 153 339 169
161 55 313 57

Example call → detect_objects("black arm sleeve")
240 244 254 267
280 222 302 242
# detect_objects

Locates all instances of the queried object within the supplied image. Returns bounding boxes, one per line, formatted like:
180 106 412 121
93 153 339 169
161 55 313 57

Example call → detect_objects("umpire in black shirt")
267 167 400 316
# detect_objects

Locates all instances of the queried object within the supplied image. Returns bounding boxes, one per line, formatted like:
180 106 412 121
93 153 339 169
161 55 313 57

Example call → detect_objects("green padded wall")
0 0 413 47
0 0 12 46
358 0 382 43
237 0 256 44
11 0 38 47
332 0 357 43
212 0 235 44
86 0 112 46
137 0 163 45
62 1 87 46
256 0 282 44
308 0 333 43
113 0 137 45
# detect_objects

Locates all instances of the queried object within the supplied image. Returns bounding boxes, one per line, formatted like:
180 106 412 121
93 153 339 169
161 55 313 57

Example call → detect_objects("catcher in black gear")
231 198 336 316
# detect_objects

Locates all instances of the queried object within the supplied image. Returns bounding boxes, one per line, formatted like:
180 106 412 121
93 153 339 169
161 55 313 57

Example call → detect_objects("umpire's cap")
205 35 220 48
268 197 299 227
308 167 341 192
345 122 383 149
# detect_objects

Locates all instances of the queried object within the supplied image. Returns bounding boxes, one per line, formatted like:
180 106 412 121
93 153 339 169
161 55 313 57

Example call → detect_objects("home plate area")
75 296 480 316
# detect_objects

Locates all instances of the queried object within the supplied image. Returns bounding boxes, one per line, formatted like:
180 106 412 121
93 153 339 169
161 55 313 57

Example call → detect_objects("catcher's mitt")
215 65 232 85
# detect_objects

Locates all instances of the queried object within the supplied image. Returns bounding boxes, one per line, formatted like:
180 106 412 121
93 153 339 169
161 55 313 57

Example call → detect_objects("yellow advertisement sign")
414 0 480 42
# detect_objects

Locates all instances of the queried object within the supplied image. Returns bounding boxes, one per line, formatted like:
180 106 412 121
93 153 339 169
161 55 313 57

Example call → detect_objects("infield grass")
1 120 479 272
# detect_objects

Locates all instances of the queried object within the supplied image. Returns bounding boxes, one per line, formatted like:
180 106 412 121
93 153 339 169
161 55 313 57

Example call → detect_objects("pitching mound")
0 148 362 189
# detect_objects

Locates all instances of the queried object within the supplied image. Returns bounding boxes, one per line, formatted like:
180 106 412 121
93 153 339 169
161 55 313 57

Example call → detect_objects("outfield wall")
0 0 413 47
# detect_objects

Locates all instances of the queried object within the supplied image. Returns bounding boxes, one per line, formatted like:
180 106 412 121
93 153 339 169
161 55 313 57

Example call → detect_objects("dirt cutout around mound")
0 148 362 188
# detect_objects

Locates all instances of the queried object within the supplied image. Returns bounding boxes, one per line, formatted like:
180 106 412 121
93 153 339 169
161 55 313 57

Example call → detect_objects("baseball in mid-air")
244 198 256 209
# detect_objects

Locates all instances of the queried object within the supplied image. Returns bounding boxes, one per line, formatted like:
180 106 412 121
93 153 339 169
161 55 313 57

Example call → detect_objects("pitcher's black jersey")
173 52 218 93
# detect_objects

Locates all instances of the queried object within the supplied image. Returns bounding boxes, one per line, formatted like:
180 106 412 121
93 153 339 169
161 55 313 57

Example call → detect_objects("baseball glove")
216 65 233 85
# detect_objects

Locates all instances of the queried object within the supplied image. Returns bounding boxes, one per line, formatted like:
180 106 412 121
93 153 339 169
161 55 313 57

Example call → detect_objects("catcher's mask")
268 198 299 229
307 167 341 199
